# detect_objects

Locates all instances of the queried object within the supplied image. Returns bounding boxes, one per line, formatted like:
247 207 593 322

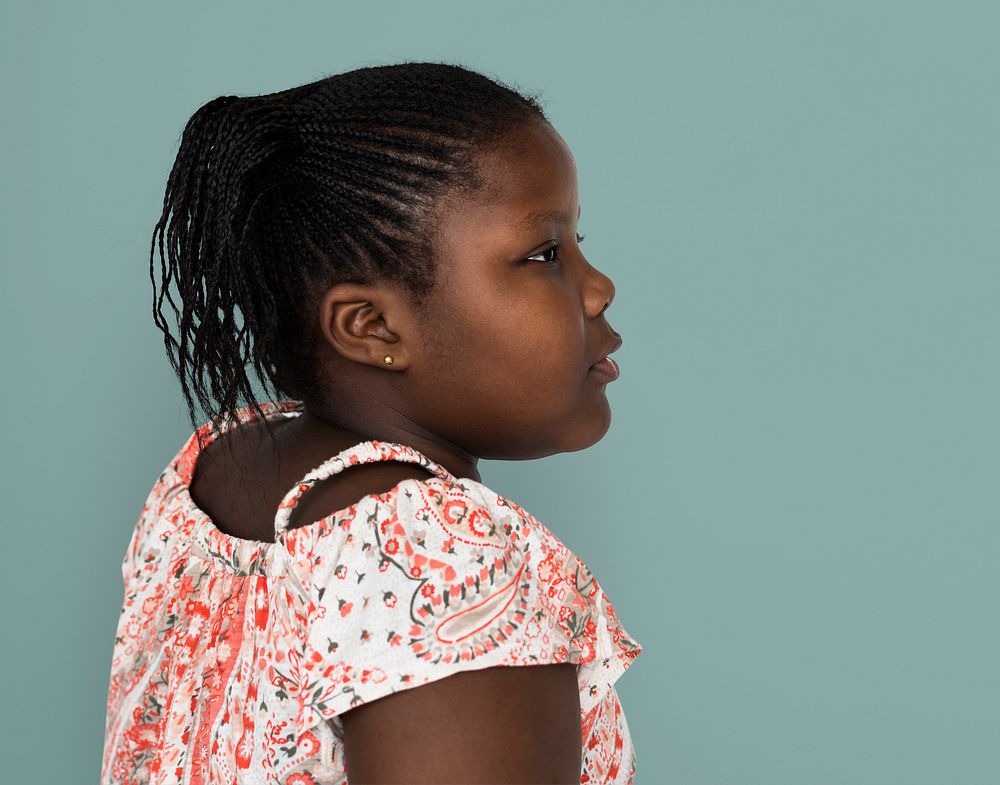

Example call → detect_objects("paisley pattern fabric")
101 399 643 784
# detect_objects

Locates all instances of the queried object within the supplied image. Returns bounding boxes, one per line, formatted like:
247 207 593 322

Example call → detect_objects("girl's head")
153 61 619 460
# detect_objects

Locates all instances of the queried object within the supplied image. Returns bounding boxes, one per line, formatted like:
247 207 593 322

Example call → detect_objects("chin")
569 399 613 451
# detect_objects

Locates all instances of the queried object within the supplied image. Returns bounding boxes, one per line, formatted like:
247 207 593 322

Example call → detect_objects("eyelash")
526 233 587 264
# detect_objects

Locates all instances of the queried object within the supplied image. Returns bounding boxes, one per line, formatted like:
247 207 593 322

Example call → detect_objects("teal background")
2 1 997 782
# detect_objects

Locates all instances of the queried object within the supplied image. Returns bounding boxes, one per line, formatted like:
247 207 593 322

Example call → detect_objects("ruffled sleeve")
291 475 642 738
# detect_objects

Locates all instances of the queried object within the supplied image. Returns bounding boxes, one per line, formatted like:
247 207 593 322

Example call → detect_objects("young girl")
102 62 641 785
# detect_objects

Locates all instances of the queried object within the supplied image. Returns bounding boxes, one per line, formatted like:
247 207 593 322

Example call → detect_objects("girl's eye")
527 245 560 264
525 233 586 264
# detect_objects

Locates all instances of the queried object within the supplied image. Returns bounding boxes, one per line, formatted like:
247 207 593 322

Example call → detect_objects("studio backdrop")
1 2 997 783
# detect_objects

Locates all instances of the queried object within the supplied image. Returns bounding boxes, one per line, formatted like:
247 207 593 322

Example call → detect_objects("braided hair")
150 62 548 452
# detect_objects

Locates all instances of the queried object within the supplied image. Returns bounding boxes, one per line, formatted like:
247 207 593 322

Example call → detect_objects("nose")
588 264 615 317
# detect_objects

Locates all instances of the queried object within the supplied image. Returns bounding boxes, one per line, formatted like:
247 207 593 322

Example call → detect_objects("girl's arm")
340 660 582 783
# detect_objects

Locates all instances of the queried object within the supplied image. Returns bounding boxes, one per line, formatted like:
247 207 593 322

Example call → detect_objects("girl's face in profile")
411 121 621 460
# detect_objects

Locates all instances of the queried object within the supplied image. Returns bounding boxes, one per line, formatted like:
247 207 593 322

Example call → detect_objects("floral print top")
102 399 643 785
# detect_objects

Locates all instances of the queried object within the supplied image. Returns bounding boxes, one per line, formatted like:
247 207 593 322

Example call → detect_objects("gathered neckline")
168 399 461 568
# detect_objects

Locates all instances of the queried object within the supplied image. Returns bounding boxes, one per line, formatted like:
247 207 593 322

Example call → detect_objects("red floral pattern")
102 399 643 784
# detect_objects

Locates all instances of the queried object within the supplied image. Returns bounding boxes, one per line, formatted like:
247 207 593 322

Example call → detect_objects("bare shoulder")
339 662 582 784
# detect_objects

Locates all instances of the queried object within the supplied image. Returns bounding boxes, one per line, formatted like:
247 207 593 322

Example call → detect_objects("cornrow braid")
149 62 547 454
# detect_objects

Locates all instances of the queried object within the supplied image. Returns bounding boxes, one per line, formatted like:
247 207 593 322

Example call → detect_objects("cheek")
425 277 584 390
485 303 587 399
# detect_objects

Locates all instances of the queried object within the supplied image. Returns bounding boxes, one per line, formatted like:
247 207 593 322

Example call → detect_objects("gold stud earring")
383 355 394 365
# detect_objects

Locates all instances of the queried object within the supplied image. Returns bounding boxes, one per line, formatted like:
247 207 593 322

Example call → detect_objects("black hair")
150 61 548 454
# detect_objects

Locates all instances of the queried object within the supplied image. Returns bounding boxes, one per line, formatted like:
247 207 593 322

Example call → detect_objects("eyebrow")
519 204 582 230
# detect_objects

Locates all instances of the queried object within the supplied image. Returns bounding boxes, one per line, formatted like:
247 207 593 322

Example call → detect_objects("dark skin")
188 120 620 783
192 119 620 544
293 119 619 476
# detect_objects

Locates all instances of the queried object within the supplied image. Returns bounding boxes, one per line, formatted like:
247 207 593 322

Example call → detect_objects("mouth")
588 356 620 381
588 334 623 381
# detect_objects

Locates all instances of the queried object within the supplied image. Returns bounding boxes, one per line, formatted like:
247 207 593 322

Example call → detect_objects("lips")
590 334 623 369
589 334 623 381
589 356 620 381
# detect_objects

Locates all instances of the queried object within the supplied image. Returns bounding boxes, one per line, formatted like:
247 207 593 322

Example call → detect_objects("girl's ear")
317 283 410 370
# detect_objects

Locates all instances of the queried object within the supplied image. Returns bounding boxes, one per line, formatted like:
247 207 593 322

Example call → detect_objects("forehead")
435 122 579 241
473 122 578 213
